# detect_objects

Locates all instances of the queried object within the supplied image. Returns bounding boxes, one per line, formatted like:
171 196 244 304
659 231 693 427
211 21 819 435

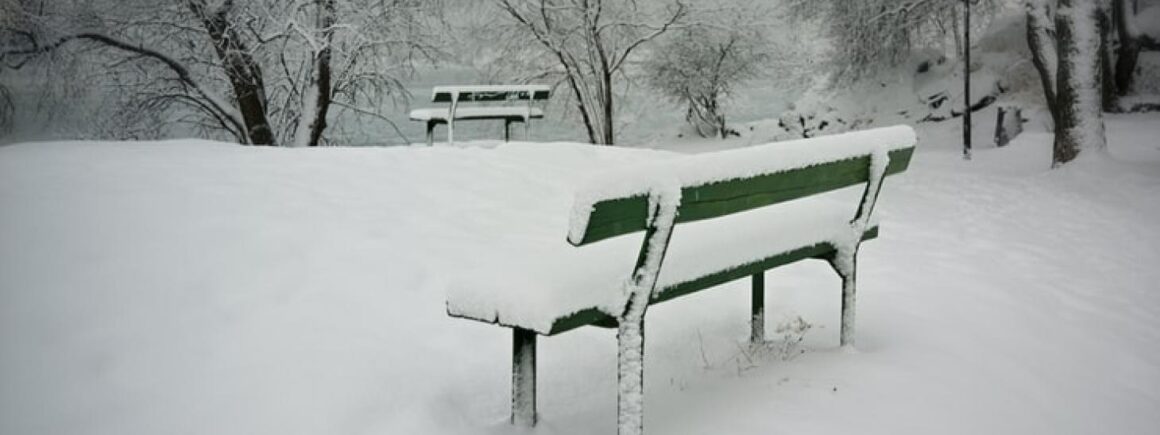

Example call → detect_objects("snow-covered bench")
446 126 917 432
409 85 550 146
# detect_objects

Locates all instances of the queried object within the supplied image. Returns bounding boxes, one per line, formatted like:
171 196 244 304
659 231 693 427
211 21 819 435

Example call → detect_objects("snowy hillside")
2 112 1159 434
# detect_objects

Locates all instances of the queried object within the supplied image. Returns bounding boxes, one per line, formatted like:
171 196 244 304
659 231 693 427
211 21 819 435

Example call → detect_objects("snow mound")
3 114 1159 435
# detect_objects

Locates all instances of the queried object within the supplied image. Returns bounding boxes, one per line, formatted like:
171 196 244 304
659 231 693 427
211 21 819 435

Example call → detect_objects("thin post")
839 256 857 347
448 92 459 145
751 272 765 345
525 100 533 141
511 328 537 427
963 0 972 160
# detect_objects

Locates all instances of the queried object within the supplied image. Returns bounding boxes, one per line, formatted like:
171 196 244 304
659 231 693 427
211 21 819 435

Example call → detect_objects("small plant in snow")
771 315 813 360
703 315 816 379
739 315 814 366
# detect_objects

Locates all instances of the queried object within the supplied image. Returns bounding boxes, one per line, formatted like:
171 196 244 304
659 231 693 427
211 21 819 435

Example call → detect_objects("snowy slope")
2 115 1160 435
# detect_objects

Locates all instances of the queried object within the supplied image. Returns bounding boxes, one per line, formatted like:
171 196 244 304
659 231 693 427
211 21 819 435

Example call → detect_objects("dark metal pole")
963 0 972 160
751 272 765 345
511 328 537 426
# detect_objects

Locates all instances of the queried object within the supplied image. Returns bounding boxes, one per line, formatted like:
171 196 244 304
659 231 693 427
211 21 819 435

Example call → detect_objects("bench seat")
446 189 878 335
409 106 545 123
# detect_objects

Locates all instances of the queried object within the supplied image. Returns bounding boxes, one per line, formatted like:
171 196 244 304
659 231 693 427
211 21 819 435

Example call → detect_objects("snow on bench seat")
408 106 544 122
447 193 875 334
446 125 916 334
430 84 551 102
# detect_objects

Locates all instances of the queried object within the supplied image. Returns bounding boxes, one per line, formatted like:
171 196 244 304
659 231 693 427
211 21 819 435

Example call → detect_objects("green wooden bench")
409 85 551 146
445 126 916 434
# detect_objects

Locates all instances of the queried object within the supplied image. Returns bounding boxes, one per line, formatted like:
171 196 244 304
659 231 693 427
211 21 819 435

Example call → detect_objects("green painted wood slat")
574 146 914 246
541 226 880 335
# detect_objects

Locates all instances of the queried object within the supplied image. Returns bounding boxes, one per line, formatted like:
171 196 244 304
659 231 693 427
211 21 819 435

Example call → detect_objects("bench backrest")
568 126 917 246
431 85 551 103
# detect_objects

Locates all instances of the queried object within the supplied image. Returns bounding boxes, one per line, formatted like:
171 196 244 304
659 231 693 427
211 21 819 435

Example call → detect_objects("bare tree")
1026 0 1108 166
188 0 274 144
294 0 335 147
0 79 11 135
1029 0 1160 117
1027 0 1058 117
1111 0 1160 97
644 22 767 139
0 0 17 135
494 0 687 145
1 0 441 146
784 0 1000 84
3 1 261 143
1053 0 1106 164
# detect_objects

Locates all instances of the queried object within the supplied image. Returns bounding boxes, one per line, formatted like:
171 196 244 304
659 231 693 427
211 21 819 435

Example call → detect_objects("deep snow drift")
1 114 1159 435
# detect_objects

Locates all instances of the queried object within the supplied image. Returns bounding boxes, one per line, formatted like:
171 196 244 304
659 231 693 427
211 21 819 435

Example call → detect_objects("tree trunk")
562 68 599 145
1027 2 1059 124
1113 0 1141 95
494 0 683 147
601 71 615 145
295 0 335 147
1053 0 1107 166
952 4 964 59
1098 6 1118 112
963 0 972 160
715 109 728 140
686 96 727 139
188 0 274 146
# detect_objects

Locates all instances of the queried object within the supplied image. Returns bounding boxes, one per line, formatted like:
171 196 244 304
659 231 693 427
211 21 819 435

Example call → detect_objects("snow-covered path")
2 115 1158 434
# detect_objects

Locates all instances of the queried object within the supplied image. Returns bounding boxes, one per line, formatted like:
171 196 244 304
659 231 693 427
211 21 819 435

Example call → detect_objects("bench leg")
827 255 858 347
751 272 765 345
448 117 456 145
426 121 435 147
617 313 646 435
839 258 856 347
511 327 537 427
503 120 512 142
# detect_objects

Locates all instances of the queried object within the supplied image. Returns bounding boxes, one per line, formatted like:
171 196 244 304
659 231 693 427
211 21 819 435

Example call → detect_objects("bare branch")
2 31 247 138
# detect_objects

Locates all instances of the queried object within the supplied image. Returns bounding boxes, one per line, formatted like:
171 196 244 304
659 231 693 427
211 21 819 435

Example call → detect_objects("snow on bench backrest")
568 125 918 246
431 85 551 103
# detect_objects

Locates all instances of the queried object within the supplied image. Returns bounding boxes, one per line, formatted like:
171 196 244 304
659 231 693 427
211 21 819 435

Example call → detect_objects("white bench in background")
409 85 551 146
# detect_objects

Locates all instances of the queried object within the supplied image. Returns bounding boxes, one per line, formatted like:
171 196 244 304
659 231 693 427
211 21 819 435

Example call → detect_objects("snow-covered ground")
2 112 1159 435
